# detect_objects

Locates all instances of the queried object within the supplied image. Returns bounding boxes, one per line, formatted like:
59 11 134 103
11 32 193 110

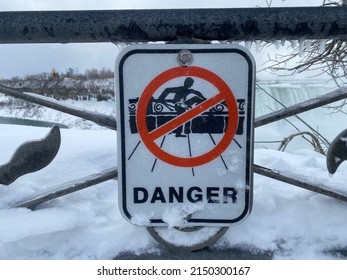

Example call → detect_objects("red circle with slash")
136 66 239 167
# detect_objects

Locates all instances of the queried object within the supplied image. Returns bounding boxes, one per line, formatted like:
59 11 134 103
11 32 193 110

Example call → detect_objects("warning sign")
116 44 255 227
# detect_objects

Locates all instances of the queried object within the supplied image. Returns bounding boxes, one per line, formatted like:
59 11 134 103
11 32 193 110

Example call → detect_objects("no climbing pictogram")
135 66 239 168
116 44 255 226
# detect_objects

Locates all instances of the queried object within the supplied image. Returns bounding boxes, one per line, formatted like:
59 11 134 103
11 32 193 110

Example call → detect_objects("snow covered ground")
1 123 347 259
1 84 347 259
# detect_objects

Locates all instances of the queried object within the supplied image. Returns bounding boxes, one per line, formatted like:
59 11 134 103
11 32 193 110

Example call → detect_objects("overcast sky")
0 0 323 79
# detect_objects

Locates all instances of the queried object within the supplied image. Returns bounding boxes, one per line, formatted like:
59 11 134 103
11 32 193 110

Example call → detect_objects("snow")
1 80 347 259
0 121 347 259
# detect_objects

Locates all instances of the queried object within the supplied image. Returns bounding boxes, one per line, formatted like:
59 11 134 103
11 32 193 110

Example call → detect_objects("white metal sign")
116 44 255 227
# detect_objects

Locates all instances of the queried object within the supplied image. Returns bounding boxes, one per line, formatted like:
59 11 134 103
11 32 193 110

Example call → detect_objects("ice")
305 39 312 50
273 40 280 50
319 39 328 53
298 39 304 57
114 42 129 52
255 40 261 53
290 40 298 49
244 41 252 50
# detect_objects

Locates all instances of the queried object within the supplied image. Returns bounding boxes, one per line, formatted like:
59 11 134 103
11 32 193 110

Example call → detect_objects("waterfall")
254 80 342 152
255 80 335 117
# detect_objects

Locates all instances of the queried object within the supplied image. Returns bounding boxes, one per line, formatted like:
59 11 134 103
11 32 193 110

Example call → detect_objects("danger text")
133 186 238 204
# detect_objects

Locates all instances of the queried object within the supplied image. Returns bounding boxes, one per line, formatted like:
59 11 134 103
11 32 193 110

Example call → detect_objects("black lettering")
187 186 203 202
223 187 237 203
169 187 183 203
134 187 148 203
152 266 158 275
134 186 239 204
151 187 166 203
207 187 220 203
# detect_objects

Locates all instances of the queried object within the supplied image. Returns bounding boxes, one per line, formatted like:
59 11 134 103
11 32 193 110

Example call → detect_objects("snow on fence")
1 7 347 43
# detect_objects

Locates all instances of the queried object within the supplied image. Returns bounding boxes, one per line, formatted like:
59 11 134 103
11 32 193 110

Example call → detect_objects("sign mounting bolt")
177 50 193 67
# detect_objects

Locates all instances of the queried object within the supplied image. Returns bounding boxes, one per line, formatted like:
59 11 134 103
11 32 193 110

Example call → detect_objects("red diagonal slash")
149 92 225 141
136 66 239 167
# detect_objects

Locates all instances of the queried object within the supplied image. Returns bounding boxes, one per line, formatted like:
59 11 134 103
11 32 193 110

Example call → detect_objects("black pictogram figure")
157 77 206 137
128 91 245 137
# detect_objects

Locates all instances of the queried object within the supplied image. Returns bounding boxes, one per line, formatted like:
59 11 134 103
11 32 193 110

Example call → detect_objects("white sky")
0 0 324 79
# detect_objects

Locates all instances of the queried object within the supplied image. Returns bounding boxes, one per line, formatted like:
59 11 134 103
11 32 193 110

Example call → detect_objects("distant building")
66 67 79 76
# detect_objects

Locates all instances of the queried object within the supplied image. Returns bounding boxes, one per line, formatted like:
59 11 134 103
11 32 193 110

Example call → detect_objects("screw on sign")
136 66 239 168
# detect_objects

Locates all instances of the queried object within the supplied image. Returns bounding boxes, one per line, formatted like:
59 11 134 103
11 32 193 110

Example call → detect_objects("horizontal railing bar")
0 84 117 130
13 167 118 209
254 164 347 203
255 87 347 127
1 7 347 44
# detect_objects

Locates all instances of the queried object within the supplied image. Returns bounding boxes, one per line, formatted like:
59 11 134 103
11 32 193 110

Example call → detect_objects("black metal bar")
254 164 347 203
1 7 347 44
0 84 117 130
255 87 347 128
14 167 118 209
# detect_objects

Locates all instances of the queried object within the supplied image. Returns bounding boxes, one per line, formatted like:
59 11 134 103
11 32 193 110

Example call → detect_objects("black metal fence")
2 7 347 213
1 7 347 44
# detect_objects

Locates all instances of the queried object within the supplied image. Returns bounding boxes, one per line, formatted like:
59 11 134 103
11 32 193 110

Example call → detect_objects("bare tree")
264 0 347 88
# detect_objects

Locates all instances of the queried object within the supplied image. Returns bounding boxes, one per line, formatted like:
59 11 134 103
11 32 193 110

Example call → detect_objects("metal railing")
1 6 347 197
1 7 347 44
2 7 347 253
